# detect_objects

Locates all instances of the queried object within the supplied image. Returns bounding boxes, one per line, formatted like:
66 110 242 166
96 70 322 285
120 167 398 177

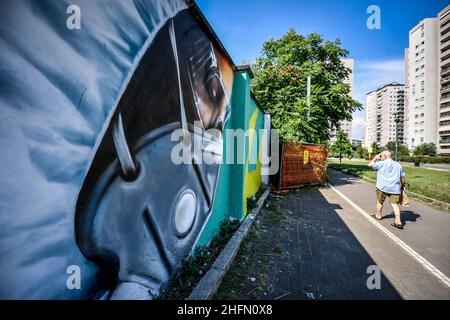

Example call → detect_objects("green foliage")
330 130 353 162
369 142 384 156
413 143 437 156
420 156 450 164
251 29 362 143
355 146 366 159
385 141 410 157
398 155 450 164
160 218 241 299
247 187 266 211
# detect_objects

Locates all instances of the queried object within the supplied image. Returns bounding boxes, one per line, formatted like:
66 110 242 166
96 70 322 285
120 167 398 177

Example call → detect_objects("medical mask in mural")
74 11 233 299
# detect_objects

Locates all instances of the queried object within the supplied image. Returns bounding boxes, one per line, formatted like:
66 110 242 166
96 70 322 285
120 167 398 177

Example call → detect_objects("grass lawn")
328 158 450 205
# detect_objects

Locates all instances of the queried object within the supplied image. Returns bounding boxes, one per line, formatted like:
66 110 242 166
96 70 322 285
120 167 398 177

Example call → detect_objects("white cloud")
352 115 365 127
350 58 405 140
358 60 405 73
351 114 366 141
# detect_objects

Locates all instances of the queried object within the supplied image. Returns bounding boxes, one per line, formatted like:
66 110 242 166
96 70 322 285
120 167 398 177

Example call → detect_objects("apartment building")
404 48 410 146
329 58 354 140
438 5 450 155
364 91 377 147
365 83 405 147
405 18 439 150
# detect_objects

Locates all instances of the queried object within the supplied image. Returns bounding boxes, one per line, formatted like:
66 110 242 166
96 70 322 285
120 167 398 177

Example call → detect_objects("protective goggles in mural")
75 10 234 299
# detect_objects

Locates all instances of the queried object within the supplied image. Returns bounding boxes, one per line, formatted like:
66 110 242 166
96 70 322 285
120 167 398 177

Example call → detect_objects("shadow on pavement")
328 169 423 227
327 168 363 186
383 211 422 225
214 187 402 300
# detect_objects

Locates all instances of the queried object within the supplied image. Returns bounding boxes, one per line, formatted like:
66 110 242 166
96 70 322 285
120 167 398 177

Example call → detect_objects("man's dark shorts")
376 188 400 204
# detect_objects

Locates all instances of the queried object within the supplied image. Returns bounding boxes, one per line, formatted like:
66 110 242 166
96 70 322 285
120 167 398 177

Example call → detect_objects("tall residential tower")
438 5 450 155
365 83 405 147
405 18 439 150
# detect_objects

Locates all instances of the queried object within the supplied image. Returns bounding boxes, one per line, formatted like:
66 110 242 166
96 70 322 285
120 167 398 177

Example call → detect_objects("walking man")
368 150 406 229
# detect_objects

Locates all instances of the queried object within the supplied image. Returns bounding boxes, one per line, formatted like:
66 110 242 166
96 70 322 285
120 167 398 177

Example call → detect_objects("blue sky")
196 0 448 139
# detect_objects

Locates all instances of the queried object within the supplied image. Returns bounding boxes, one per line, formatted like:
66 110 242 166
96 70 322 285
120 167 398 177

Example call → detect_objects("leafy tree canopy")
369 142 384 156
251 29 362 143
355 146 366 159
330 130 353 162
385 141 410 157
413 143 437 156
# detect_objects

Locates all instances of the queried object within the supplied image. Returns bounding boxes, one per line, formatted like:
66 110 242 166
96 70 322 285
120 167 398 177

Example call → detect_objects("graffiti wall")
197 67 266 246
243 96 265 213
0 0 234 299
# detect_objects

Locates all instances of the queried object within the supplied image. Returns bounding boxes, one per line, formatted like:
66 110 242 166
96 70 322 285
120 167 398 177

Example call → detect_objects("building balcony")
440 106 450 114
441 98 450 106
443 31 450 45
439 140 450 147
440 37 450 52
442 68 450 77
441 19 450 35
442 86 450 94
442 77 450 87
442 55 450 68
441 96 450 104
439 124 450 132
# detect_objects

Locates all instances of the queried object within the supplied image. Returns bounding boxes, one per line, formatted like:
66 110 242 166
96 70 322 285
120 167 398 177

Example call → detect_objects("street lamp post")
307 76 311 120
394 112 400 162
306 75 311 143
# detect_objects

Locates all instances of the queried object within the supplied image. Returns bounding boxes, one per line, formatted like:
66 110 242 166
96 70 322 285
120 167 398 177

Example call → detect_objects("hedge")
398 156 450 164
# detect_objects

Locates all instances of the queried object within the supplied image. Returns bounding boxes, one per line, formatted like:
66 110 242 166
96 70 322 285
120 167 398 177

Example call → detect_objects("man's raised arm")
368 154 381 167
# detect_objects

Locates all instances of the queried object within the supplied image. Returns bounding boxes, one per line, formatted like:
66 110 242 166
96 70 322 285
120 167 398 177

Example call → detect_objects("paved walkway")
214 170 450 300
328 169 450 277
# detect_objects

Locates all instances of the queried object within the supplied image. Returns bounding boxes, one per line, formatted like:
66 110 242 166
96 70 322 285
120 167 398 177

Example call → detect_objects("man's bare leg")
391 203 402 225
375 201 383 219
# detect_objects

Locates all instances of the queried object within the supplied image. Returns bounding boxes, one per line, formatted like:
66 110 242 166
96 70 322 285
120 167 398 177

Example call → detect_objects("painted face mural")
0 0 233 300
75 12 233 299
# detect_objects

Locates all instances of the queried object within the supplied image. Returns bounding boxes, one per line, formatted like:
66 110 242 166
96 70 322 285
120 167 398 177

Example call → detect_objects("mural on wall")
197 68 269 246
243 105 264 213
0 0 233 299
75 10 234 299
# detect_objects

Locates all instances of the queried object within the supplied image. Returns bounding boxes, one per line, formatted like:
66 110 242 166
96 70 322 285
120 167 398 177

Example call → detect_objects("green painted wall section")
243 96 264 214
196 71 250 247
196 70 265 247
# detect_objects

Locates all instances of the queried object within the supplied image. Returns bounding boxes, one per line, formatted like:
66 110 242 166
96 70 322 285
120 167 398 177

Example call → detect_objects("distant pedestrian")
368 150 406 229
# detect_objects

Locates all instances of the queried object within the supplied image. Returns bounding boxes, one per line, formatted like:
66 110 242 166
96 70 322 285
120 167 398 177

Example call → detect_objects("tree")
413 143 437 156
330 130 353 163
355 146 365 159
368 142 384 157
251 29 362 143
385 141 410 157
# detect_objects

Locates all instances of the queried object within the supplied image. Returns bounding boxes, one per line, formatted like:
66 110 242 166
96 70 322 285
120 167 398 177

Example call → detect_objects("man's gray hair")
381 150 391 158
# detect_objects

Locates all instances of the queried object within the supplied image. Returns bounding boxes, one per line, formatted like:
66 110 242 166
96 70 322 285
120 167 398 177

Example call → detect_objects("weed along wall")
0 0 240 299
197 66 266 247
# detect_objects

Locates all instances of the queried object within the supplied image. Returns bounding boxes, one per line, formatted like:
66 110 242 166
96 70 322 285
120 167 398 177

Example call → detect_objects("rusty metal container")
273 142 328 191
